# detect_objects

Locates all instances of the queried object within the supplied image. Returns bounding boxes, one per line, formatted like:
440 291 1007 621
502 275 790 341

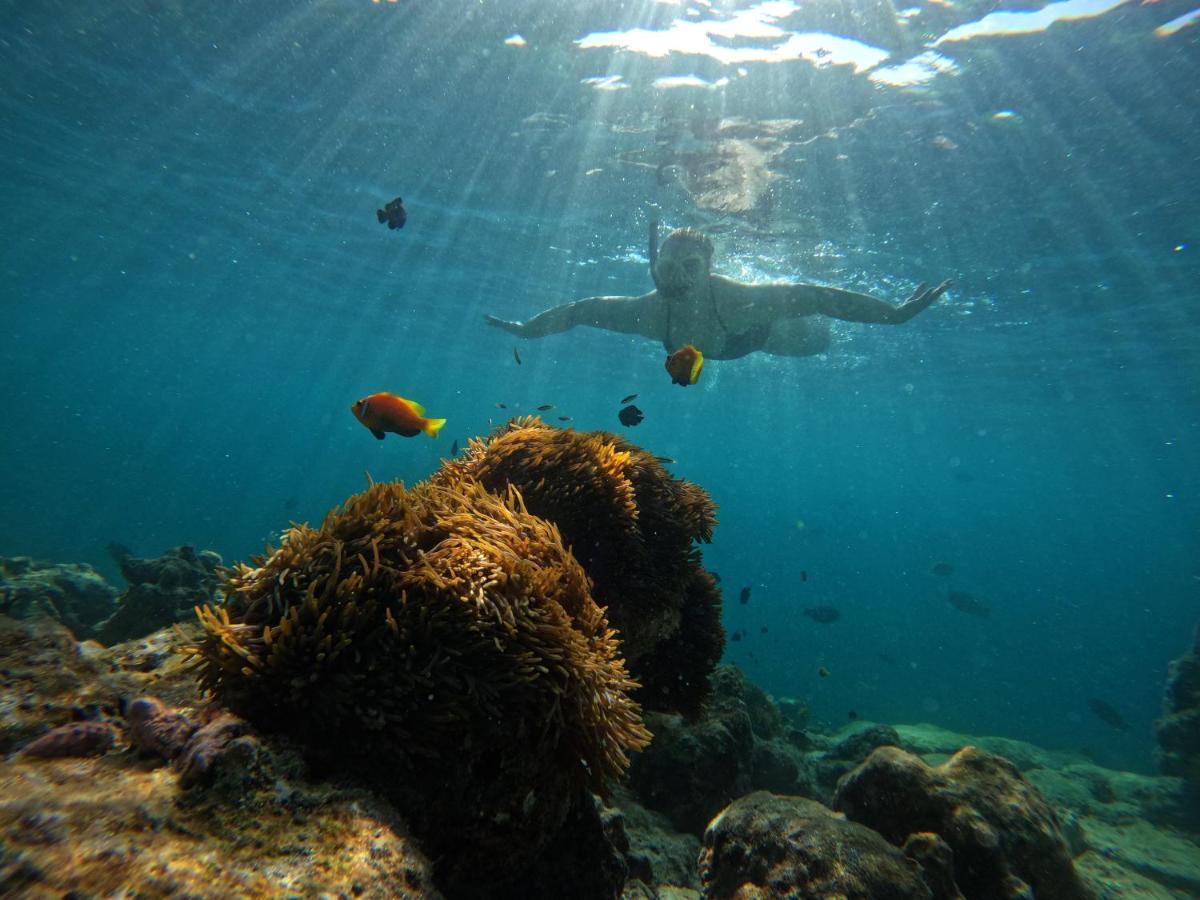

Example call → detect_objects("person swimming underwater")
484 222 951 359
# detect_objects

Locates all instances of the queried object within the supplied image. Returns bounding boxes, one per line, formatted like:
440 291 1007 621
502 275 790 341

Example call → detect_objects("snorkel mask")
650 223 713 297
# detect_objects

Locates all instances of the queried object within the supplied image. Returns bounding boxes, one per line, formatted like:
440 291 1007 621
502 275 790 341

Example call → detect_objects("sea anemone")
436 417 723 714
192 475 650 888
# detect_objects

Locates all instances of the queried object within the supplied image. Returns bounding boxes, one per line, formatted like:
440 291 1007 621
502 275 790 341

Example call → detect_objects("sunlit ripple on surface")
869 50 959 87
1153 6 1200 36
933 0 1134 45
575 0 889 73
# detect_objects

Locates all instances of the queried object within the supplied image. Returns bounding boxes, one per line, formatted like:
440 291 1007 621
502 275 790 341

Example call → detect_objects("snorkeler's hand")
893 279 952 323
483 314 527 336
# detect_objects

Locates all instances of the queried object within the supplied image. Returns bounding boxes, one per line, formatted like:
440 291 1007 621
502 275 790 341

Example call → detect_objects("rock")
813 722 902 800
903 832 965 900
126 696 195 761
611 787 702 891
94 545 221 645
173 715 252 789
628 667 818 834
893 722 1087 772
0 753 440 898
628 706 755 835
1155 628 1200 800
16 721 119 759
710 667 784 740
1027 764 1192 830
1077 816 1200 897
0 556 118 639
834 746 1093 900
699 791 934 899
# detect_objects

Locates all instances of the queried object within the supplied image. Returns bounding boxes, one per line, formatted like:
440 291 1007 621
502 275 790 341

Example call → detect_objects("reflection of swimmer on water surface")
484 222 951 360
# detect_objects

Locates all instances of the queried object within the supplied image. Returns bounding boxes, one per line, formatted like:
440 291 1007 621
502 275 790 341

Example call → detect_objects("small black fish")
283 496 298 512
739 586 751 606
817 666 831 678
800 570 807 582
731 631 743 642
947 590 990 618
847 710 859 720
513 347 522 365
620 393 638 404
496 402 507 409
655 455 676 465
1087 698 1131 732
618 404 644 427
932 562 955 576
558 415 572 422
954 470 977 483
878 652 898 666
537 404 554 411
803 606 841 624
760 626 768 634
451 440 459 456
376 196 406 230
709 570 721 583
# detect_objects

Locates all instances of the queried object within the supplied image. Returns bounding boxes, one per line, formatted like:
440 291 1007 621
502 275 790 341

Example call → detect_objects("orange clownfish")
351 392 446 440
665 344 704 386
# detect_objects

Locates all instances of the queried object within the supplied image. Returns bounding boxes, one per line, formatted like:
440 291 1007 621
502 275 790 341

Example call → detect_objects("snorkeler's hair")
661 228 714 263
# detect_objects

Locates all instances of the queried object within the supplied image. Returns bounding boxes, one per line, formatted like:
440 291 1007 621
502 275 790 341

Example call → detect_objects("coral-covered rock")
0 556 118 638
700 791 934 899
95 545 222 644
834 746 1093 900
16 720 118 759
436 418 723 715
194 477 650 894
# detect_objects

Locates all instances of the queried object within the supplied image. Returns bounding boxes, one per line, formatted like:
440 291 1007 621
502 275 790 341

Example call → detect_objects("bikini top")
662 285 770 361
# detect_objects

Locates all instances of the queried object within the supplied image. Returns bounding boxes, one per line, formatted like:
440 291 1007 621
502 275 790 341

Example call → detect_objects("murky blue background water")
2 0 1197 773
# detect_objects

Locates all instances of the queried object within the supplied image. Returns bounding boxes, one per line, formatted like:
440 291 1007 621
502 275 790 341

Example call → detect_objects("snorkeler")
484 223 951 359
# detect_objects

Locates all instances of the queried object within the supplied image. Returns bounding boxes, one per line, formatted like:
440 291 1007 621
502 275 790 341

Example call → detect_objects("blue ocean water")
1 0 1197 776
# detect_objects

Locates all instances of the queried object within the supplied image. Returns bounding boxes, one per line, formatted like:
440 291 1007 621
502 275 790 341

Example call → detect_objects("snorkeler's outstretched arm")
749 279 951 325
484 293 661 339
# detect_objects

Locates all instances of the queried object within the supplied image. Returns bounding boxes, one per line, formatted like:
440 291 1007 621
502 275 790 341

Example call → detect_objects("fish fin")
377 210 386 223
371 428 386 440
424 417 447 439
405 399 427 416
690 352 705 384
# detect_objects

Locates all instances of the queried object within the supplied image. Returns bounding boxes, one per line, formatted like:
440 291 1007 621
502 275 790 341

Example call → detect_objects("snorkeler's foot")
894 279 952 322
483 314 526 336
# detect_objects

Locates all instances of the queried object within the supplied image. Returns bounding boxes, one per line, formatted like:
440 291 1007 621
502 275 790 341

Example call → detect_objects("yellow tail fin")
424 417 447 438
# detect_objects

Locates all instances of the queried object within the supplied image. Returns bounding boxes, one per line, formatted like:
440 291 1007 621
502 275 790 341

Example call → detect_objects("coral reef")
833 746 1093 900
0 555 118 638
193 476 650 894
96 545 222 644
4 609 1200 898
435 417 723 715
699 791 935 899
1155 623 1200 797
